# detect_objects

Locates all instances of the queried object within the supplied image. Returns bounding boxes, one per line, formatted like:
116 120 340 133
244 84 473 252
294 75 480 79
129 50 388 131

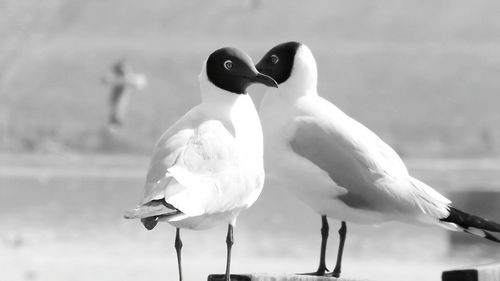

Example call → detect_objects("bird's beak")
251 72 278 88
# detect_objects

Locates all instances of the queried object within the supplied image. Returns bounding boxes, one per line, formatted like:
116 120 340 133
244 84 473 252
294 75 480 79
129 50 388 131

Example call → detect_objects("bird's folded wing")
289 111 449 217
165 120 242 216
141 128 194 204
140 106 206 204
142 118 241 217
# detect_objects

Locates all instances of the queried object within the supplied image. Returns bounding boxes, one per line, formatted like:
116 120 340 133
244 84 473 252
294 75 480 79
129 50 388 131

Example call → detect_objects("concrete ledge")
208 273 362 281
442 263 500 281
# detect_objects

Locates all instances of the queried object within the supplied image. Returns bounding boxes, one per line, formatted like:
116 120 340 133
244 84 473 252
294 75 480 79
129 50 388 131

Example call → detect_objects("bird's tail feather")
124 200 182 230
439 207 500 243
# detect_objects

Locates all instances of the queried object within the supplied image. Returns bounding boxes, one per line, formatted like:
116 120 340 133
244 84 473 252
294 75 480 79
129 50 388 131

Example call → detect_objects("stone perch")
442 262 500 281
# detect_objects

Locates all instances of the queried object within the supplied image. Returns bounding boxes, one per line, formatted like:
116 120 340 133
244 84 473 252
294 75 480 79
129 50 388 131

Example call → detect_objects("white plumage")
256 41 499 277
258 45 450 227
126 63 265 229
125 47 278 281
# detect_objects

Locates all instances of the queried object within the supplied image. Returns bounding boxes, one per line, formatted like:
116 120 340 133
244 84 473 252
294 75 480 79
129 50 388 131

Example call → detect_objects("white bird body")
260 89 450 226
125 47 278 281
256 41 499 277
258 43 451 227
128 64 264 230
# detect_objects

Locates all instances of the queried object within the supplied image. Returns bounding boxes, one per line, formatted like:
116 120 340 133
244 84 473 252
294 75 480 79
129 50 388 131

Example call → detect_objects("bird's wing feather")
124 200 180 219
141 107 202 204
140 108 242 217
289 97 449 218
163 119 243 216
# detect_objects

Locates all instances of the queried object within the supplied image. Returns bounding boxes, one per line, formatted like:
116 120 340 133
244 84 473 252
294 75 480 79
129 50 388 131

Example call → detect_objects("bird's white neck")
264 45 319 101
198 64 263 161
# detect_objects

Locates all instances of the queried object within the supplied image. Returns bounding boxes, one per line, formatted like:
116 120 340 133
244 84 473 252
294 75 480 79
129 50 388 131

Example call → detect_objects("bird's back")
261 93 451 223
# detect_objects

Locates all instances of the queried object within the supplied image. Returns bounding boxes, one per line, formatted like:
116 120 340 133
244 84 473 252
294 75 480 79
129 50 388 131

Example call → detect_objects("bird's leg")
298 215 329 276
316 215 330 275
174 228 183 281
330 221 347 278
225 224 234 281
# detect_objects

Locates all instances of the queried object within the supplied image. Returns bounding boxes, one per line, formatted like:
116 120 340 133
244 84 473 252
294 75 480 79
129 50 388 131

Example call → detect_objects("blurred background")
1 1 500 281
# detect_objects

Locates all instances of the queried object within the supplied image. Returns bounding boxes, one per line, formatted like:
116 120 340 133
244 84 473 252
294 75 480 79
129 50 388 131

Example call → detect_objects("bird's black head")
255 41 301 85
206 47 278 94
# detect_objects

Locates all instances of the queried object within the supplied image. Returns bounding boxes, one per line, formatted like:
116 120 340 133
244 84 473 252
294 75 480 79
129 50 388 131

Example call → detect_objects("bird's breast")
231 95 264 165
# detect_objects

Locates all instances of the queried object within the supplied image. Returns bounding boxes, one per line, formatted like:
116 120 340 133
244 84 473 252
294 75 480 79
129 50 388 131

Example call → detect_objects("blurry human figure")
102 59 147 129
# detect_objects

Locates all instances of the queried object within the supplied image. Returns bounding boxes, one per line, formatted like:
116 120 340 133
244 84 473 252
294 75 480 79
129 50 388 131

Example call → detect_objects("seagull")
256 41 500 277
124 47 278 281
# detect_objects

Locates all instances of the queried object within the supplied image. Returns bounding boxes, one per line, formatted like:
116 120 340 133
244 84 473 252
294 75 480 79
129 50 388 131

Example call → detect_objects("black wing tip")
125 200 182 230
141 216 159 230
442 207 500 233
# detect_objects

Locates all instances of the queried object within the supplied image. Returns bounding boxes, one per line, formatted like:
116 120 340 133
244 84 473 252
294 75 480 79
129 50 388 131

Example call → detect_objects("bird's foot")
297 267 330 276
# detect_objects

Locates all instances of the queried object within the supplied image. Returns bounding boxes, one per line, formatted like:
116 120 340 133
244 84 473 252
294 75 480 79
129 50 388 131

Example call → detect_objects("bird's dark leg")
225 224 234 281
174 228 183 281
316 215 330 275
298 215 329 276
330 221 347 278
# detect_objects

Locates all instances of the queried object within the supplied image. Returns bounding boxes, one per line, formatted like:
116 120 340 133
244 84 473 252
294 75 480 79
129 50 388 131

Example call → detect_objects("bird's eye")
224 60 233 70
271 54 279 64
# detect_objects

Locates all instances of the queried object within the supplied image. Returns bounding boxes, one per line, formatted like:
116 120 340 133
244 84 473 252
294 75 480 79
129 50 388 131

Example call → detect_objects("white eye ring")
271 54 279 64
224 60 233 70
